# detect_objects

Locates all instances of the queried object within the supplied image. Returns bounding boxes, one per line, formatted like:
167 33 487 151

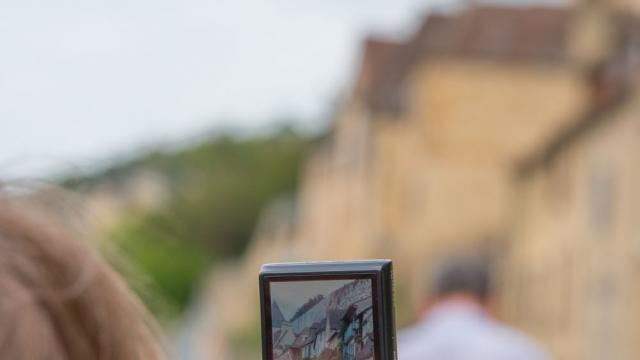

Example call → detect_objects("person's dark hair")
432 257 491 301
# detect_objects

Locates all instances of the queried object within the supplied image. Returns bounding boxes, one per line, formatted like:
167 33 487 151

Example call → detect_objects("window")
588 163 615 236
546 155 573 211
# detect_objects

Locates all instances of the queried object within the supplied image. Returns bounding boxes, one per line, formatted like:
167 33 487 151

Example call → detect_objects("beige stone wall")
386 59 589 279
411 59 585 245
294 58 591 322
503 94 640 360
220 56 591 325
408 59 589 164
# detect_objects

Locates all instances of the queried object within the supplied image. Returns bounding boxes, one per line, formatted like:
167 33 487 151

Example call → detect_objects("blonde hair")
0 201 165 359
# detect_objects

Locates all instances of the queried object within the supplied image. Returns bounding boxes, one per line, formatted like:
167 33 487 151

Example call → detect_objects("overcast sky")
0 0 565 179
271 279 354 321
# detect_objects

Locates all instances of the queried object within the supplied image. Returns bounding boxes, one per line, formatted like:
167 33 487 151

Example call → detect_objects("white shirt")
398 301 551 360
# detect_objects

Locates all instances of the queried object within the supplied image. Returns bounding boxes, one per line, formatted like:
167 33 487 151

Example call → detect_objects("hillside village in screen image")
270 279 374 360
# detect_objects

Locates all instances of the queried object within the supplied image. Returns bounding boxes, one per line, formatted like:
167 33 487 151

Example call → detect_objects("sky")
270 279 354 321
0 0 565 179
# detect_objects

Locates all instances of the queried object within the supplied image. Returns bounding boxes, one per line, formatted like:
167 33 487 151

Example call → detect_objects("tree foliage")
64 127 314 317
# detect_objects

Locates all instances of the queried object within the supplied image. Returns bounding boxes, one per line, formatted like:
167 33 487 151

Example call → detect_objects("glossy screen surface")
269 278 375 360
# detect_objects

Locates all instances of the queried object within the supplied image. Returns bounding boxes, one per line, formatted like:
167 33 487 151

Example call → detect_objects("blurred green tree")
63 126 314 318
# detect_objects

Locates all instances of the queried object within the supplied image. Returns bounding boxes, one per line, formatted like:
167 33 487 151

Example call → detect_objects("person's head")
0 201 164 359
430 255 491 305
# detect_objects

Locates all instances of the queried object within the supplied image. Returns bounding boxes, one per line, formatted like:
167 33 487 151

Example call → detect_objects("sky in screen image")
270 279 354 320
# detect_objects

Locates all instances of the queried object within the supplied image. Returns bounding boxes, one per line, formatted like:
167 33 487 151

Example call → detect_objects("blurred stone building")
204 1 640 359
503 6 640 359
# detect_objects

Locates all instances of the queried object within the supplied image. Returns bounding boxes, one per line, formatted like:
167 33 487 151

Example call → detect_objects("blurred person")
0 200 165 359
399 256 550 360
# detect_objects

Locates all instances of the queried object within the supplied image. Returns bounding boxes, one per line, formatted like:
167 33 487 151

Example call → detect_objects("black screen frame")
259 260 396 360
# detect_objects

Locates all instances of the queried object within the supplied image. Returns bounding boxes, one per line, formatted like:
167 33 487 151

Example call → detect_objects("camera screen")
268 278 375 360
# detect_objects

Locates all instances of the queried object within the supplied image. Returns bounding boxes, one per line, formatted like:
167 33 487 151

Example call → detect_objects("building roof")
272 301 286 328
425 6 568 62
516 13 640 176
353 297 373 316
341 296 373 321
326 308 346 332
516 95 628 178
356 5 570 114
291 297 328 334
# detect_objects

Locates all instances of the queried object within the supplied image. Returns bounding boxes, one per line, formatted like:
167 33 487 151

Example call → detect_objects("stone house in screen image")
272 280 374 360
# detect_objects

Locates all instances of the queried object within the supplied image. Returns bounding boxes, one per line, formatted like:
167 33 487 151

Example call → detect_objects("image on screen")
269 278 374 360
